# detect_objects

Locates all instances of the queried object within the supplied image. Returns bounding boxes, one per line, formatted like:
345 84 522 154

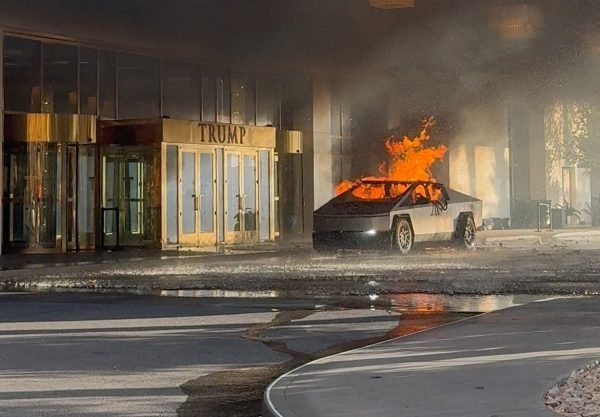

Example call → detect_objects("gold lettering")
208 125 217 143
227 126 238 143
199 123 207 142
217 125 226 143
239 127 247 144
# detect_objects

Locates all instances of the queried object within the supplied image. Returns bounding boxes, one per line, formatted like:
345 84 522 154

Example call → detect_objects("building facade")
2 1 597 254
0 26 324 253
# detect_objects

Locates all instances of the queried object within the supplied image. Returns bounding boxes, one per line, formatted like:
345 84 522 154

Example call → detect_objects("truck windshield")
345 181 410 202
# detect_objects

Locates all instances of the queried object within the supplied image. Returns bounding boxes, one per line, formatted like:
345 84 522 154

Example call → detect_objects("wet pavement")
3 244 600 296
0 291 412 417
264 296 600 417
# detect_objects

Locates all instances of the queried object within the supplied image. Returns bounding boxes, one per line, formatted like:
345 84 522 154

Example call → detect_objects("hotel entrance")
101 118 275 250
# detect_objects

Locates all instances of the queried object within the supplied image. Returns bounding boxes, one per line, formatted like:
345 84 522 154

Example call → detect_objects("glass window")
256 74 279 127
117 53 160 119
216 71 231 123
200 152 214 232
201 70 216 122
43 43 77 114
259 150 270 240
99 51 116 119
163 61 200 120
79 48 98 115
216 149 224 242
166 145 178 244
231 72 256 125
126 161 143 234
245 75 256 125
244 155 257 231
3 36 41 113
182 151 197 234
227 153 240 231
231 73 245 125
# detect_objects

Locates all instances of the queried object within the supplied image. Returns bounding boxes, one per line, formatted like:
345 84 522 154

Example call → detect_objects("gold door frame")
178 147 200 247
224 149 259 244
161 144 217 249
197 148 218 246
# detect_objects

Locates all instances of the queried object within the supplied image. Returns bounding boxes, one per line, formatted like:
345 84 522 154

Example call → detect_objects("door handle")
192 194 199 211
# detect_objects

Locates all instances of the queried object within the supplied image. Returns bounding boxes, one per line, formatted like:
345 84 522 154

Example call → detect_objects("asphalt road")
265 297 600 417
0 292 402 417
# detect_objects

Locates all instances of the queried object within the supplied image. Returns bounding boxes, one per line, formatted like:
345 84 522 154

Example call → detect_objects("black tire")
456 214 476 250
392 218 413 254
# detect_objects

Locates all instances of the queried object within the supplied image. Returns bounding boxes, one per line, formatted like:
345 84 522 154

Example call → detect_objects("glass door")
3 143 60 250
77 145 96 249
179 149 199 246
225 151 242 243
242 153 258 242
224 150 259 244
178 147 216 247
28 143 60 249
102 151 152 247
198 151 216 245
125 160 144 239
65 145 78 251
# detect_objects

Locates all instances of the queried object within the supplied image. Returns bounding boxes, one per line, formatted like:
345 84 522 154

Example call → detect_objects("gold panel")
4 113 97 143
276 130 303 154
163 119 276 148
98 119 276 148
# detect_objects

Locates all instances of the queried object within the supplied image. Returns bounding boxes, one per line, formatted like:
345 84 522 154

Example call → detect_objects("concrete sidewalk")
0 241 309 271
479 228 600 249
264 297 600 417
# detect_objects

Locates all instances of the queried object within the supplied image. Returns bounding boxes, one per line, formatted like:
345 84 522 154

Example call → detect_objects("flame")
335 117 447 200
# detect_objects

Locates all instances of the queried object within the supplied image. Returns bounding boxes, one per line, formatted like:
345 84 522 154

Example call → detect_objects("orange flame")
335 117 447 200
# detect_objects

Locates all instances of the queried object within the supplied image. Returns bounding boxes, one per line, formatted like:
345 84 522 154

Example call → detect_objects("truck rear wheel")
456 214 476 250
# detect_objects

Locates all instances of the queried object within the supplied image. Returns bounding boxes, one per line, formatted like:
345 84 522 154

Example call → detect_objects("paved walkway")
264 297 600 417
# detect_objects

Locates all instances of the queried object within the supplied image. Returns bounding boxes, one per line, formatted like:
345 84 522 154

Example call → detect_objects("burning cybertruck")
313 180 482 254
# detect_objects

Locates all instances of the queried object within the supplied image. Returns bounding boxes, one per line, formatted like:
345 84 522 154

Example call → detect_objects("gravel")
545 361 600 417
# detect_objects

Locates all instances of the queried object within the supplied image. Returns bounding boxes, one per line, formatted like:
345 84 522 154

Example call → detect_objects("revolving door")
3 142 97 252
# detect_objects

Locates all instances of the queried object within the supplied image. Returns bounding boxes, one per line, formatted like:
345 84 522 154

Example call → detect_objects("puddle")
159 289 280 298
382 293 558 313
0 282 570 315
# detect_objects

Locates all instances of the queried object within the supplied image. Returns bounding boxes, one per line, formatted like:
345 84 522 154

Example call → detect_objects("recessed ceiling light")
369 0 415 9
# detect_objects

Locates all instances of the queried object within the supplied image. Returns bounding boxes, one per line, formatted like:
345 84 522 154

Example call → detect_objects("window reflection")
217 71 231 123
163 61 200 120
201 70 216 122
232 72 256 125
117 53 160 119
79 48 98 115
99 51 116 119
43 43 77 114
257 74 279 127
3 36 41 113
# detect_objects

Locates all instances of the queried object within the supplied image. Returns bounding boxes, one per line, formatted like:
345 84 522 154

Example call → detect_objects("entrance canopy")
100 118 276 148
